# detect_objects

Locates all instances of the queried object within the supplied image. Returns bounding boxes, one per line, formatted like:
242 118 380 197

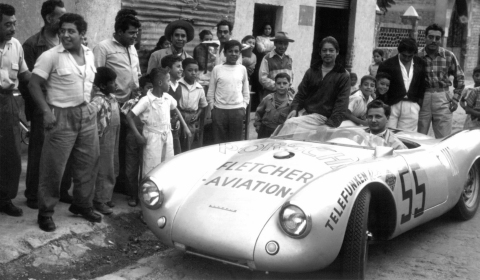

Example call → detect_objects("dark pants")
257 125 276 139
172 129 181 155
125 127 142 198
212 107 245 144
0 93 21 205
38 104 99 217
94 124 120 203
25 110 72 202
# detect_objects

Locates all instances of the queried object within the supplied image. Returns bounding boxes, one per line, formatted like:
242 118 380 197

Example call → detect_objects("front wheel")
340 188 371 280
452 163 480 220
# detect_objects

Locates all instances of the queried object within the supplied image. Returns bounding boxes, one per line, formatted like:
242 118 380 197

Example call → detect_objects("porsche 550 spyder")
140 124 480 279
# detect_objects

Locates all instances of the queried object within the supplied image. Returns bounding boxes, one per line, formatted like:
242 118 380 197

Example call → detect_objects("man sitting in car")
365 100 407 150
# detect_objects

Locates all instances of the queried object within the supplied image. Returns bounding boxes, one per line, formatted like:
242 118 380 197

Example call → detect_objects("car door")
394 150 449 232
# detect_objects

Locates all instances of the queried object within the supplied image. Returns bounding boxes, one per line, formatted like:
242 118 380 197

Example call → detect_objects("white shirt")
33 44 95 107
0 38 28 90
398 56 414 94
93 38 141 103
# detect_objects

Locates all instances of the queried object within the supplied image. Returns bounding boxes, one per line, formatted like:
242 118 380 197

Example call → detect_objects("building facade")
375 0 480 77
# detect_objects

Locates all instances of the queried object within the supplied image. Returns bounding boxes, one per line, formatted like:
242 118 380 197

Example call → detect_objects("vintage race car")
140 124 480 279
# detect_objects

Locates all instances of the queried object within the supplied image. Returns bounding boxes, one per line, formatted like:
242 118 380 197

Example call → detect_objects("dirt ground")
0 211 167 280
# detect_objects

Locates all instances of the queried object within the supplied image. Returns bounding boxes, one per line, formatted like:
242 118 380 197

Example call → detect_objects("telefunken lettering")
324 172 369 231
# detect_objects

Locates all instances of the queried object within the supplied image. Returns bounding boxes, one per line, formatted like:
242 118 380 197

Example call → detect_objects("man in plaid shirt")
417 23 465 138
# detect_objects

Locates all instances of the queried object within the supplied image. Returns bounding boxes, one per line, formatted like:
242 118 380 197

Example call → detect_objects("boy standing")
254 73 293 138
460 66 480 129
126 68 191 176
178 58 208 151
161 55 184 154
207 40 250 144
341 75 375 127
90 67 120 215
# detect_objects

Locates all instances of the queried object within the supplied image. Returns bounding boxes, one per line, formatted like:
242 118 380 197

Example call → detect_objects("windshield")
271 123 387 149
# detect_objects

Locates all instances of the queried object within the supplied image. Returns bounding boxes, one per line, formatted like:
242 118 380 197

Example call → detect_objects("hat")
164 20 195 43
270 31 294 42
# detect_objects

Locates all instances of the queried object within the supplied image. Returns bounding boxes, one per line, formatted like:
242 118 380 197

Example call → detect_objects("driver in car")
365 100 407 150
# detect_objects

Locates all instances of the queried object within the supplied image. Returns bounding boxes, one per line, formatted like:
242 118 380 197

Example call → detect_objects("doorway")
311 7 350 67
447 0 468 69
251 4 282 110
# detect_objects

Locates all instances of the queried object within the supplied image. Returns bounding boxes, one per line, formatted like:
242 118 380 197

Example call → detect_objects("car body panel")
141 127 480 273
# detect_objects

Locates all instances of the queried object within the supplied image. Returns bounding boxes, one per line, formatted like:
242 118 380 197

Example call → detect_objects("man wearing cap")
147 19 194 74
258 31 294 101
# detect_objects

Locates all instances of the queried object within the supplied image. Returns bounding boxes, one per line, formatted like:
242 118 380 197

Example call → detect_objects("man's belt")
178 108 197 114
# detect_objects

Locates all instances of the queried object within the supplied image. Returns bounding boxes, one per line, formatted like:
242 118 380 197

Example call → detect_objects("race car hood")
170 139 375 260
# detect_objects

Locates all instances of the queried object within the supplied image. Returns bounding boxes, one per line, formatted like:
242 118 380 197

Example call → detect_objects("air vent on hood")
274 151 294 159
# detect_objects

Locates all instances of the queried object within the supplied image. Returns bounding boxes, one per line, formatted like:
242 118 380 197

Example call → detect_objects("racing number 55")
399 169 426 224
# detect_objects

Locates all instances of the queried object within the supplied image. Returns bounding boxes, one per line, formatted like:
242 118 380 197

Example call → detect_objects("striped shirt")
417 47 465 100
259 50 293 92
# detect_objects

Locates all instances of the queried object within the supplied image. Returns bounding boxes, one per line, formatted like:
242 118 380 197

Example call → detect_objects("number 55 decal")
400 169 426 224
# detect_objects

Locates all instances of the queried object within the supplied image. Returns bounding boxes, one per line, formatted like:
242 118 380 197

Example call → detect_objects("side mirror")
374 146 394 157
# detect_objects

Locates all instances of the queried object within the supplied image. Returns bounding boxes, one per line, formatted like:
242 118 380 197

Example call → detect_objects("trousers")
0 93 21 204
25 109 72 201
93 124 120 203
418 89 452 138
38 103 100 216
212 107 245 144
389 100 420 132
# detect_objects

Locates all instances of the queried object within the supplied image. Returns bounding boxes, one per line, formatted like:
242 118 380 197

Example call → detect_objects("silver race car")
140 124 480 279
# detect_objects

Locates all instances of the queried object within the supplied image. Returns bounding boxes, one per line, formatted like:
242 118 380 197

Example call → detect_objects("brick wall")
464 0 480 77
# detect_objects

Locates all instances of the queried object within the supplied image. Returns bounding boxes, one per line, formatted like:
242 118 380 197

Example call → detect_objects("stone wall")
464 0 480 76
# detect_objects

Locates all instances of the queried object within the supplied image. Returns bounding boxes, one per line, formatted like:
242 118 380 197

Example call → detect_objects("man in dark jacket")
377 37 426 131
286 36 350 128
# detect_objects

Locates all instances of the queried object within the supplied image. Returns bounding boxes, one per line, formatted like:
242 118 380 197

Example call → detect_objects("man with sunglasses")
214 20 242 65
417 23 465 138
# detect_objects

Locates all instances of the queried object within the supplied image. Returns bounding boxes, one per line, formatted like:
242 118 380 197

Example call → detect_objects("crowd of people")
0 0 476 233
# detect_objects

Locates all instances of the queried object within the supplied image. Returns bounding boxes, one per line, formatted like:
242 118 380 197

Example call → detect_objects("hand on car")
287 110 297 119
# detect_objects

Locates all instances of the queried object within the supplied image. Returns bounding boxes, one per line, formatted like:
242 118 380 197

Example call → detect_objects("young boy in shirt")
342 75 376 127
460 66 480 129
254 73 293 138
207 40 250 144
178 58 208 151
161 55 184 154
126 68 191 177
90 67 120 215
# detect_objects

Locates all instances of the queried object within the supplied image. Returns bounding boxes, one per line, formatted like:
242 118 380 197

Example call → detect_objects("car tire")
340 188 371 280
452 163 480 220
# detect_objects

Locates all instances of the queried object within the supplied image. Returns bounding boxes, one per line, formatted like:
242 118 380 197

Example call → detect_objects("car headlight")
140 179 164 210
279 203 311 238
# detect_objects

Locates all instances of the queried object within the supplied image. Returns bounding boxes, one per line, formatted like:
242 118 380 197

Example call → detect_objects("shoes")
127 196 138 207
26 199 39 209
94 202 113 215
38 215 56 232
69 204 102 223
106 201 115 208
59 194 73 204
0 201 23 217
